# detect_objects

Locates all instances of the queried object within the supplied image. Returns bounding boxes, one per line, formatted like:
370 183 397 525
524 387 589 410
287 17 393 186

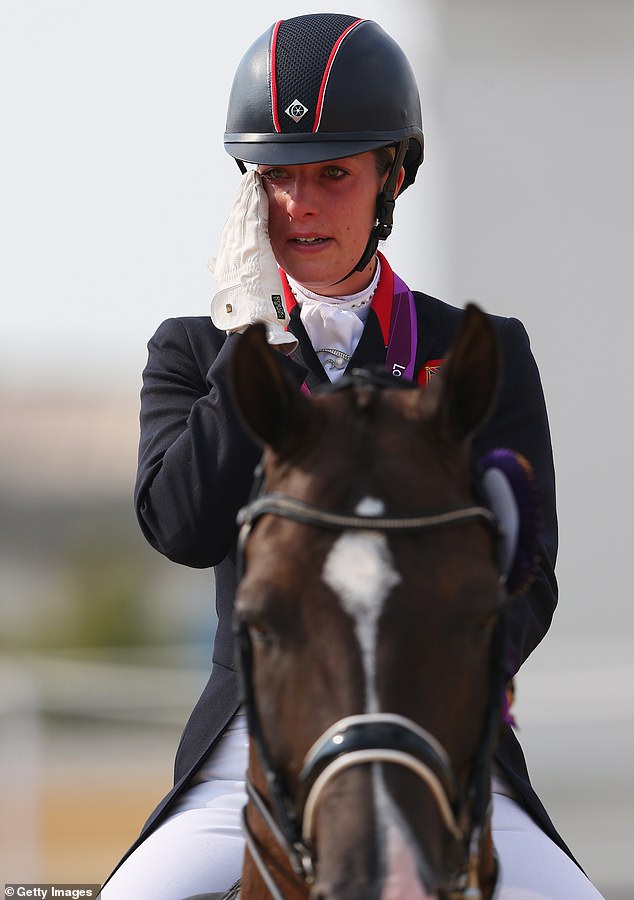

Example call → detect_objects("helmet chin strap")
335 139 410 285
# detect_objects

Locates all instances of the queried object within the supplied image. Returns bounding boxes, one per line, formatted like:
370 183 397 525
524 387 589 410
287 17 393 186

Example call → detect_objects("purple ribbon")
385 273 418 381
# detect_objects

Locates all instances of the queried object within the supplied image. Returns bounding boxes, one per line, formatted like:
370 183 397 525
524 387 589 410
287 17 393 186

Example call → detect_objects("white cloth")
287 257 381 381
492 793 605 899
209 170 297 354
101 715 605 899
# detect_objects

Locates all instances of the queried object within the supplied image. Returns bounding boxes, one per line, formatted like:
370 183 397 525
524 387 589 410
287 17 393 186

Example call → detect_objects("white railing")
0 653 207 882
1 641 632 886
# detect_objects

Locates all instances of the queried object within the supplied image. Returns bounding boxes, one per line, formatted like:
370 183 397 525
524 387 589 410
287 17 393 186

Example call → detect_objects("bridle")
234 485 506 900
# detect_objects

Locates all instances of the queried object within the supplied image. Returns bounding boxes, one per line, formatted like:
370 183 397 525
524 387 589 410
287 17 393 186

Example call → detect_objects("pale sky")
1 0 432 389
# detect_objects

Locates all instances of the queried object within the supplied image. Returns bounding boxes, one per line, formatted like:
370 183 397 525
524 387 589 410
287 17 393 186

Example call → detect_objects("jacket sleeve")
473 316 558 674
134 318 263 568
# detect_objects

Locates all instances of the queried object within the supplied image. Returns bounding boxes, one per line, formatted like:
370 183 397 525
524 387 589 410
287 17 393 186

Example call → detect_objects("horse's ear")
435 303 500 443
230 323 311 451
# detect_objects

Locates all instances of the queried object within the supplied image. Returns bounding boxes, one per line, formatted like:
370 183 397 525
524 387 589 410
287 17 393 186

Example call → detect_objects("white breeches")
100 713 604 900
100 713 249 899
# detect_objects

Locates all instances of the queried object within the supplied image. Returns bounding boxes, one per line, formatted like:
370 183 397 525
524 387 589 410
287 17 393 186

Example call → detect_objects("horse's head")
230 305 513 900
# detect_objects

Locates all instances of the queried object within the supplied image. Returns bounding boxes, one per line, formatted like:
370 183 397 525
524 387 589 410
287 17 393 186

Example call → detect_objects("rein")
235 486 506 899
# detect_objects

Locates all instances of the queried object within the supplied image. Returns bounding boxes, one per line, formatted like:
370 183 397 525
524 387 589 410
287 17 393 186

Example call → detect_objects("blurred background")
1 0 632 895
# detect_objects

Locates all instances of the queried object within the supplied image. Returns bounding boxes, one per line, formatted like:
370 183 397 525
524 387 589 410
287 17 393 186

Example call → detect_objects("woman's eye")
323 166 346 180
260 168 285 182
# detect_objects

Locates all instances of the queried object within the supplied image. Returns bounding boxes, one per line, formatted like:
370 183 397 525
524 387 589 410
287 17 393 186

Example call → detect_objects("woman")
100 14 603 899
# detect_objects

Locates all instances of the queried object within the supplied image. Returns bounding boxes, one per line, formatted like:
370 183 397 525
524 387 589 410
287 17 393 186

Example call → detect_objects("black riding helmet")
224 13 424 275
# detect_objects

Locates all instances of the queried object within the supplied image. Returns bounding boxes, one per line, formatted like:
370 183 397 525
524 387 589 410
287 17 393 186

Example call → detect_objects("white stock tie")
287 259 381 382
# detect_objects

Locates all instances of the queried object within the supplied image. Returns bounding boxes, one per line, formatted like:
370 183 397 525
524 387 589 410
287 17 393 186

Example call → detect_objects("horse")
197 303 535 900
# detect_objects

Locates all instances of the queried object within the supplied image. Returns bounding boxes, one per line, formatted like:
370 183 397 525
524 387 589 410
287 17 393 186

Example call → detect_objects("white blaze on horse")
218 304 534 900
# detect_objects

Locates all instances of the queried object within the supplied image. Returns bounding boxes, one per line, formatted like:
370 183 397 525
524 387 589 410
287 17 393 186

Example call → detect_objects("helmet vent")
273 14 360 133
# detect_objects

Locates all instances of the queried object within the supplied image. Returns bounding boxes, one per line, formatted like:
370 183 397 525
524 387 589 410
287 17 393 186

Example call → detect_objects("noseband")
234 481 506 900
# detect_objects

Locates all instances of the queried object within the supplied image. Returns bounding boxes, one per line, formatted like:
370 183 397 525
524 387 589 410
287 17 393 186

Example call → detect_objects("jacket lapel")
287 306 329 391
349 309 387 370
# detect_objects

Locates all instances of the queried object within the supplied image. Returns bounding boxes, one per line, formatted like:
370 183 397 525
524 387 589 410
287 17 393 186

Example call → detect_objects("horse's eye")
249 622 274 646
474 605 503 631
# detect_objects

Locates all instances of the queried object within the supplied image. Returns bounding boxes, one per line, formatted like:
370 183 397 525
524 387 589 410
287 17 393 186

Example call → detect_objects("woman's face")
258 151 400 296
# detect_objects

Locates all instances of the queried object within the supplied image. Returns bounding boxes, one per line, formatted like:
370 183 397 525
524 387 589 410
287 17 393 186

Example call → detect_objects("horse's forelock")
352 382 382 414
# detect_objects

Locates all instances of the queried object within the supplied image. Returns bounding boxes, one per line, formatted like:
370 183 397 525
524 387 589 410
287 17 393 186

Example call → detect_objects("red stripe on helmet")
270 20 283 133
313 18 364 132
